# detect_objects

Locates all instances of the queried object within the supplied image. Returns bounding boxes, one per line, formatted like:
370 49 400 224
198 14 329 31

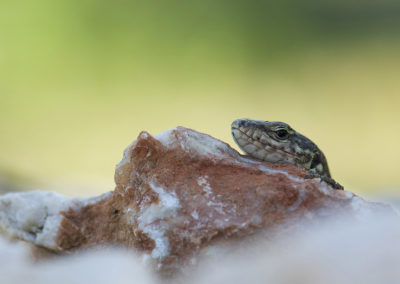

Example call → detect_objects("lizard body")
231 118 343 190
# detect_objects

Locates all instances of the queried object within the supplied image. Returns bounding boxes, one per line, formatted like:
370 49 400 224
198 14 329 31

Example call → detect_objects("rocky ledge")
0 127 397 276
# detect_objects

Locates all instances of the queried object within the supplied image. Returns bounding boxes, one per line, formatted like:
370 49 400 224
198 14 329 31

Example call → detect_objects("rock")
189 214 400 284
0 235 154 284
2 217 400 284
0 127 397 276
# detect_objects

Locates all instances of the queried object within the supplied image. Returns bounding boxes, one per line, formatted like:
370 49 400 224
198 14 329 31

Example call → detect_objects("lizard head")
231 118 331 177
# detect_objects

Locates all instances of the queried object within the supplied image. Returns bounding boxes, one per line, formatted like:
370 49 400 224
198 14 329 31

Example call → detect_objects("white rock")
0 235 153 284
0 191 106 249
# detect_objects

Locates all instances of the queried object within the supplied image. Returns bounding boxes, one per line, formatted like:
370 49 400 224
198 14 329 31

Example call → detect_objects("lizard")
231 118 343 190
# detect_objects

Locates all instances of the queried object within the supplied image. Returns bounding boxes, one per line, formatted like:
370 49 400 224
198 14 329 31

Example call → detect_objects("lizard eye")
275 129 289 139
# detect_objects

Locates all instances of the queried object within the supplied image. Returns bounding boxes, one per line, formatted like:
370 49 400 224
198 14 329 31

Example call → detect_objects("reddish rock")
0 127 396 276
56 127 395 273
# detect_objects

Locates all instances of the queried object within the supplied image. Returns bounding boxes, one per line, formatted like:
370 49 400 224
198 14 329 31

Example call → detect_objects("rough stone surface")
0 127 397 276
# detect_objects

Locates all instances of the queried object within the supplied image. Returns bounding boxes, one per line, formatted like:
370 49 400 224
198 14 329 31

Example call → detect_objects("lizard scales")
231 118 343 189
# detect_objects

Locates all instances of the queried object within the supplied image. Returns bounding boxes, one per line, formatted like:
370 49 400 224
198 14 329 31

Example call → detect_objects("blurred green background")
1 0 399 196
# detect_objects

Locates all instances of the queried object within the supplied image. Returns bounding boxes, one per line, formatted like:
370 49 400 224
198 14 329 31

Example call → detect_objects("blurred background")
0 0 399 198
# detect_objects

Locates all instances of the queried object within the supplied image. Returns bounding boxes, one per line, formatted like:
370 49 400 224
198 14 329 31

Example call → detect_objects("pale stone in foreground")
0 235 153 284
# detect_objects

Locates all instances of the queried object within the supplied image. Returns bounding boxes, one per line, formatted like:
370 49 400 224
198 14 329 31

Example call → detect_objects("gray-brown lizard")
231 118 343 190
